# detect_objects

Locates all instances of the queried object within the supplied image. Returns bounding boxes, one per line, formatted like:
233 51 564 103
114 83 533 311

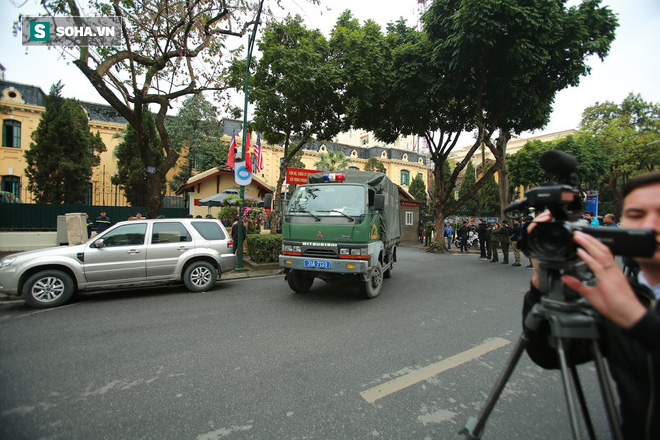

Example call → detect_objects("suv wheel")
183 261 217 292
23 270 75 308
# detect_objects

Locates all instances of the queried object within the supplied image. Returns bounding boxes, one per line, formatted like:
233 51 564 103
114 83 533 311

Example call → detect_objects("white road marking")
360 337 510 403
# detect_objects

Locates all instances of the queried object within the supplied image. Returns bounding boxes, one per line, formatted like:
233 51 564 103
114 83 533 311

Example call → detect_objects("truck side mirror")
263 193 273 210
374 194 385 211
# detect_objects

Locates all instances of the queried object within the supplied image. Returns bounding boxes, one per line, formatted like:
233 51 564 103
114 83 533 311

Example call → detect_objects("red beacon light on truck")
321 173 346 182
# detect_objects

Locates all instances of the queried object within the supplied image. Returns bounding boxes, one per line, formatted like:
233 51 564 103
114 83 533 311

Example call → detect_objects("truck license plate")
304 260 330 269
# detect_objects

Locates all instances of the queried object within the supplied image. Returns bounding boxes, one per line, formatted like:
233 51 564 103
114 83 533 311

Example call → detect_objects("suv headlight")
0 256 17 268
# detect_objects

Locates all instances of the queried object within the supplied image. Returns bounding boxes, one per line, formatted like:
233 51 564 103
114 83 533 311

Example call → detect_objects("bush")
246 234 282 263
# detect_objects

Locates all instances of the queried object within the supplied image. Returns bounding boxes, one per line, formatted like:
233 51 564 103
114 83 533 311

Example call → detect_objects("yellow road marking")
360 337 510 403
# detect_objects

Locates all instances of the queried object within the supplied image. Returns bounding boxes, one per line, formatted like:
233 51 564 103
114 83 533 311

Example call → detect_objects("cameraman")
523 171 660 440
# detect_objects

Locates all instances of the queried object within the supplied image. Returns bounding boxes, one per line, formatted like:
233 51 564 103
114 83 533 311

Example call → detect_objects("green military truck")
278 170 401 298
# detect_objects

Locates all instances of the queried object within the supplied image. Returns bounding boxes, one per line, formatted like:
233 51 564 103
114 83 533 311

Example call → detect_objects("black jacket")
523 279 660 440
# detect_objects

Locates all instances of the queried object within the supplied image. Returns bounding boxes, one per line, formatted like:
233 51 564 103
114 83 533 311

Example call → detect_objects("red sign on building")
286 167 323 185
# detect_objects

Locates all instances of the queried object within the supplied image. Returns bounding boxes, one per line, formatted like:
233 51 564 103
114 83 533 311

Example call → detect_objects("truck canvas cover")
308 170 401 246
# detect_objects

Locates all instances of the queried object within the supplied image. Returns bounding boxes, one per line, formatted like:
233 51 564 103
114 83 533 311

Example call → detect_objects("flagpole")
237 0 264 270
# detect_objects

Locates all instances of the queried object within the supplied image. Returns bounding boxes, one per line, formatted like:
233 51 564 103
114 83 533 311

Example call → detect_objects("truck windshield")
288 185 365 217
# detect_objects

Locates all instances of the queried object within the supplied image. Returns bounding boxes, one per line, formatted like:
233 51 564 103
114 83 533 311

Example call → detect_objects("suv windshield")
288 185 365 216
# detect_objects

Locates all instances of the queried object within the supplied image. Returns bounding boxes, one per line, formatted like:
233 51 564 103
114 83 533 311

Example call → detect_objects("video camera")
504 150 655 300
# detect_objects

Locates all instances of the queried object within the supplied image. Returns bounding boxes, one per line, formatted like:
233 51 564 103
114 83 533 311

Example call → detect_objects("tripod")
460 267 623 440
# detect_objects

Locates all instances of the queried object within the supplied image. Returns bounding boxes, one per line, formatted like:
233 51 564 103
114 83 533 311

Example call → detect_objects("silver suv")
0 218 237 308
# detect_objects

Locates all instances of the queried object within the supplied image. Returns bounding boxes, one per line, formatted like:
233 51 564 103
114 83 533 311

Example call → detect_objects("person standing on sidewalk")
510 218 523 266
489 223 500 262
418 220 424 243
498 221 511 264
95 210 111 234
458 221 469 253
477 219 488 259
444 222 453 249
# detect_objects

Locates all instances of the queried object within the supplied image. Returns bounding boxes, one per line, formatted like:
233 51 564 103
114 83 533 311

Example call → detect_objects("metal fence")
0 203 188 230
13 186 185 209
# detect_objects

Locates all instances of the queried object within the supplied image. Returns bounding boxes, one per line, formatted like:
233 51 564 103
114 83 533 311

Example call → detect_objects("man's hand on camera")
527 210 553 290
560 231 646 329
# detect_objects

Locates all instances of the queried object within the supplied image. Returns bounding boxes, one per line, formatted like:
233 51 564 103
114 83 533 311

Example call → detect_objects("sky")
2 0 660 140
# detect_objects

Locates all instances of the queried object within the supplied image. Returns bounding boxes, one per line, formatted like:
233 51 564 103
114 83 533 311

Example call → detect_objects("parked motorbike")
454 230 480 250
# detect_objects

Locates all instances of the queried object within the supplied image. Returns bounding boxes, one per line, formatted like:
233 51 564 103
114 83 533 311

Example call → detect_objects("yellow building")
0 79 147 204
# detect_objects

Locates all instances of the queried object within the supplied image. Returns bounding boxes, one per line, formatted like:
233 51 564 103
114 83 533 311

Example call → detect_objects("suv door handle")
177 246 188 251
127 249 141 255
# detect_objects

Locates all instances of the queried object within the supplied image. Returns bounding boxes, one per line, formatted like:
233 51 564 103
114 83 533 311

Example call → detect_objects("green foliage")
246 234 282 263
458 162 479 213
112 112 165 206
578 93 660 213
364 157 386 173
167 94 225 191
408 173 427 202
314 151 352 171
24 82 106 204
508 135 610 190
217 196 266 234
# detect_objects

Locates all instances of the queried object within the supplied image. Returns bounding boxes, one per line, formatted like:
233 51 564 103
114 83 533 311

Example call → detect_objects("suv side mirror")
374 194 385 211
263 193 273 210
93 239 105 248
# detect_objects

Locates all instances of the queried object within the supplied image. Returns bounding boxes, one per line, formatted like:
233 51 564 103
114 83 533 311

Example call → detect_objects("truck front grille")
303 248 337 258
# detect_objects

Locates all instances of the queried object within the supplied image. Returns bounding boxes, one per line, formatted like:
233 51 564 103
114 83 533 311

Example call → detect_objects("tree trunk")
496 129 512 219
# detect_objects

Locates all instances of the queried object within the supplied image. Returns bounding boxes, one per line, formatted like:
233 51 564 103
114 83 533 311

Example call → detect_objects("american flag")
254 132 264 172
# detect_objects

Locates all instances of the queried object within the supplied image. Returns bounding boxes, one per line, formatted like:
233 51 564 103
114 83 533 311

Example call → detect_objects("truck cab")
278 171 400 298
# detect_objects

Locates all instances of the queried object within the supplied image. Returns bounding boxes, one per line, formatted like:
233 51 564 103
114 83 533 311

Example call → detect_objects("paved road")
0 247 614 439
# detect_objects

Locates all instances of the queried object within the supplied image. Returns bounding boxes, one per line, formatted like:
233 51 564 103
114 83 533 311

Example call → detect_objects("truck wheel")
360 261 383 299
287 270 314 293
22 270 75 308
183 261 217 292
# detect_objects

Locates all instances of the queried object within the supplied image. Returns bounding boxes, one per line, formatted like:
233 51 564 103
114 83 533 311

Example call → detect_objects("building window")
402 154 408 161
400 170 410 186
2 120 21 148
1 175 20 200
360 135 369 146
405 211 413 226
351 150 358 158
381 151 388 159
349 166 359 171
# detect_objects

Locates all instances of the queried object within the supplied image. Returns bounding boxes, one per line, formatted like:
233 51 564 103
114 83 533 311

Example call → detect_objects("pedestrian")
584 211 600 226
510 218 523 266
523 170 660 440
444 222 453 249
523 216 534 269
458 221 469 253
477 219 488 259
489 223 500 262
603 213 618 227
424 221 434 246
485 223 492 261
498 221 511 264
418 220 424 244
95 210 111 234
85 213 93 238
231 218 246 254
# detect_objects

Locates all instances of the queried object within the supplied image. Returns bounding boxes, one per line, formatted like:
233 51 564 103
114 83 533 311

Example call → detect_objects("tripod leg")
569 364 597 440
460 333 528 440
591 341 623 440
556 337 582 440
